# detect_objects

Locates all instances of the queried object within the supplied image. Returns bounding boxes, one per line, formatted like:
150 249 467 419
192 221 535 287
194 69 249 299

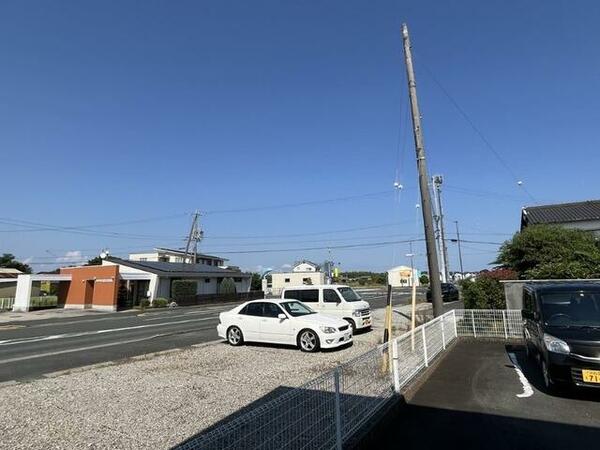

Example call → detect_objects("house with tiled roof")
521 199 600 236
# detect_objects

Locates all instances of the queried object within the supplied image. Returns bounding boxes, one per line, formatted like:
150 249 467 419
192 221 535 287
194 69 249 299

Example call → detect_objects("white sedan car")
217 299 352 352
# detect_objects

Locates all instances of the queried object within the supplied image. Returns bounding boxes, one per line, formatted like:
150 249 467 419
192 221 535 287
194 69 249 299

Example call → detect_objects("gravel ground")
0 303 432 449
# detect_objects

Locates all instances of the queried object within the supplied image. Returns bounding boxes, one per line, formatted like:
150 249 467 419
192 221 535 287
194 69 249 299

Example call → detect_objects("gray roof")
108 257 250 278
521 200 600 228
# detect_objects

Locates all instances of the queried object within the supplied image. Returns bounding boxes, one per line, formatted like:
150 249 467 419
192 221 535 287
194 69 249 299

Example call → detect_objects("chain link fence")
177 309 522 450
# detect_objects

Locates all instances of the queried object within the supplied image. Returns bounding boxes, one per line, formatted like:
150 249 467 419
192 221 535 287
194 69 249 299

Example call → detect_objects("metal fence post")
452 309 458 338
334 368 342 450
441 318 446 350
502 310 508 339
421 326 428 367
392 339 400 393
471 310 477 338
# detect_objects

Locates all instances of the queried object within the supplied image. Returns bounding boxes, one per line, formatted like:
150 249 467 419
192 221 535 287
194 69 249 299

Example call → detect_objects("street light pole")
401 23 443 317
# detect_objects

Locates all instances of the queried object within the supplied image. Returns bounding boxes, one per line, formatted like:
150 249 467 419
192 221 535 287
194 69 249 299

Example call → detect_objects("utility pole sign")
401 23 444 317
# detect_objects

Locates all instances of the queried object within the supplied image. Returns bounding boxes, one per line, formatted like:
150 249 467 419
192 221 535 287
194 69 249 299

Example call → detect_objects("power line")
200 238 426 255
201 190 397 215
414 54 538 204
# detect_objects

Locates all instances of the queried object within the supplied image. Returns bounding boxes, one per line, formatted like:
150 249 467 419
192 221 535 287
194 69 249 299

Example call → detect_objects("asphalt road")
0 288 422 382
372 340 600 449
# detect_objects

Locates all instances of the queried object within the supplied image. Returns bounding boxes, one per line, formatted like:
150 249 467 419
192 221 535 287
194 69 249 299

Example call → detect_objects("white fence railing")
0 298 15 310
177 309 522 450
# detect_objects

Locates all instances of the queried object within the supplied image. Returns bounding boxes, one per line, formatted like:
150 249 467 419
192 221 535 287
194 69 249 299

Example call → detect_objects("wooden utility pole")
401 23 444 317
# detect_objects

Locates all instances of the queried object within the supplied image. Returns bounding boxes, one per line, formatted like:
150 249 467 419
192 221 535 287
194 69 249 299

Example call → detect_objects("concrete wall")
271 272 325 291
59 265 119 311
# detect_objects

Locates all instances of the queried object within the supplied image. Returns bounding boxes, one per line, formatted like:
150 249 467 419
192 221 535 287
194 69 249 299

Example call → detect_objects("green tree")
219 277 237 294
86 256 103 266
250 273 262 291
0 253 32 274
419 274 429 285
496 225 600 279
461 268 517 309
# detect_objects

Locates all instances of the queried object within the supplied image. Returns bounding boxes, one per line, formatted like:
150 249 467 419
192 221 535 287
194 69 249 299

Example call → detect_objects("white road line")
508 352 534 398
0 316 218 347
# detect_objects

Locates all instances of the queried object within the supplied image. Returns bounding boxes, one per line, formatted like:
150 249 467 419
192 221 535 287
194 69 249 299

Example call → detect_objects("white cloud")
56 250 83 263
281 263 292 270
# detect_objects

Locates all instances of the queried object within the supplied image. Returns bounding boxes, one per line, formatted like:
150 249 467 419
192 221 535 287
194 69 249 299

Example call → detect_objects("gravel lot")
0 302 431 449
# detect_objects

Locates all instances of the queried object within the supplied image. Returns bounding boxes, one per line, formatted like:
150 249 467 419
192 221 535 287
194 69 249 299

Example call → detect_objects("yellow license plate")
582 369 600 383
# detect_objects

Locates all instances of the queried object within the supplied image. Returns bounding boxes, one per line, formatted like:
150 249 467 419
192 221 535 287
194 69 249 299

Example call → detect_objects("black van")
522 283 600 390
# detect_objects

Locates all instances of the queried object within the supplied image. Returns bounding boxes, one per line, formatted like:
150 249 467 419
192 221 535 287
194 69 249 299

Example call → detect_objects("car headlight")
352 310 362 317
320 326 336 334
543 333 570 355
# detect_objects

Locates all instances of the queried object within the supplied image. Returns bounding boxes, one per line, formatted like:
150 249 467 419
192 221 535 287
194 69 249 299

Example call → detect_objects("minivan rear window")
285 289 318 303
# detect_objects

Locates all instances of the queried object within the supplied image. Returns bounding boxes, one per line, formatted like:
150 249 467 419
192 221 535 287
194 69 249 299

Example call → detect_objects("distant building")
129 247 227 266
387 265 420 287
0 268 22 279
267 261 326 294
292 260 320 272
521 200 600 236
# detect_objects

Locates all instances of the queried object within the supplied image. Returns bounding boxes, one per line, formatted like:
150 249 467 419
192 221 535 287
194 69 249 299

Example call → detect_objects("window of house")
234 278 242 282
204 278 211 283
285 278 290 283
139 258 147 262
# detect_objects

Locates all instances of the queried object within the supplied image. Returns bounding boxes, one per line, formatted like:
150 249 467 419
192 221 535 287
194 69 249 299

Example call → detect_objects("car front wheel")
298 329 320 353
345 318 356 333
227 326 244 346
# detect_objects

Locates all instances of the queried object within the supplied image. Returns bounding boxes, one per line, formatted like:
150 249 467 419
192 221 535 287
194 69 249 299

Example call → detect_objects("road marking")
0 326 217 365
508 352 534 398
0 316 218 347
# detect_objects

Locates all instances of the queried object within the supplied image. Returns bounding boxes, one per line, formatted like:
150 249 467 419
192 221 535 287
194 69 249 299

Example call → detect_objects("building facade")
129 247 227 266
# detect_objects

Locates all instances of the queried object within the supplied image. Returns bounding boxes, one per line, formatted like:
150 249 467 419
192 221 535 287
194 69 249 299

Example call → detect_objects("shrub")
152 298 169 308
461 268 517 309
172 280 197 302
496 225 600 279
140 299 151 309
218 277 237 295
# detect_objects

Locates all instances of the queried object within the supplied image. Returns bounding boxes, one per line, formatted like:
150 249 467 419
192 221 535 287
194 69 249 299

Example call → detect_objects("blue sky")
1 0 599 273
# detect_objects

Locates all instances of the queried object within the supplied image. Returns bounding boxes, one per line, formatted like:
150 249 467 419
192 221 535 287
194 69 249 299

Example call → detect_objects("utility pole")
401 23 443 317
454 221 464 279
432 175 450 283
184 211 203 264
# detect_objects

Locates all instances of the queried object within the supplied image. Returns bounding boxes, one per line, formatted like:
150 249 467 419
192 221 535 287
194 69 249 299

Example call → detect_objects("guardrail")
177 309 522 450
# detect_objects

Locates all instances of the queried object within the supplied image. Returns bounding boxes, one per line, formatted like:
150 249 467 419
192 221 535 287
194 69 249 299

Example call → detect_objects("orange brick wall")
59 265 119 309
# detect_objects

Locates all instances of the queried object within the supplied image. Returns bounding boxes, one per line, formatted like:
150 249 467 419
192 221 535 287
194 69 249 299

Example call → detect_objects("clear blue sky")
1 0 599 273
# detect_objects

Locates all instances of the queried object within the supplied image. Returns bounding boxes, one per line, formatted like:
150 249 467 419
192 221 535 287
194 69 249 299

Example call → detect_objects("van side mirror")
278 313 287 320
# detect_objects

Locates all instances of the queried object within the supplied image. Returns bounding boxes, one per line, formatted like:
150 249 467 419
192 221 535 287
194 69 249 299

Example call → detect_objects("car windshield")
541 290 600 327
338 287 362 302
281 301 316 317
